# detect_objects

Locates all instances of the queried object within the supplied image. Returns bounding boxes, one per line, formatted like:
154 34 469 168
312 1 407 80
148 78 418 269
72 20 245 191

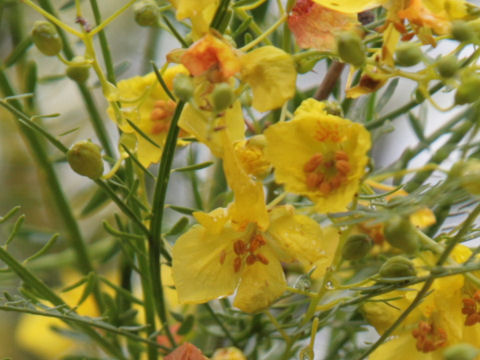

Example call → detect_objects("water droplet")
325 281 334 290
294 275 311 290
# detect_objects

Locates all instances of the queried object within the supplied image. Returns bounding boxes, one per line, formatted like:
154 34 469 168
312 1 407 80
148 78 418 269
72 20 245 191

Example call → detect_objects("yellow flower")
169 0 219 39
288 0 359 51
363 246 480 359
264 98 371 213
240 46 297 112
171 205 331 313
233 135 271 180
312 0 385 13
107 65 188 167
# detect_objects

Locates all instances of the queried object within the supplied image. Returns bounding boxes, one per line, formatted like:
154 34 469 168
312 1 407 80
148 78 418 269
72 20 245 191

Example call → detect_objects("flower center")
303 150 351 194
462 290 480 326
229 233 269 273
411 320 447 353
150 100 176 135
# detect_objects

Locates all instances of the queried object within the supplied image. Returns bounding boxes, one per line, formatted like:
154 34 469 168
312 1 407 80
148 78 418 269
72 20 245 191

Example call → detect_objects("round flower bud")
67 141 104 179
379 256 416 279
337 32 365 67
414 87 425 103
455 76 480 105
451 21 476 43
384 215 419 253
212 347 246 360
395 43 423 67
66 56 90 83
436 55 459 78
323 101 343 117
173 73 194 102
452 159 480 195
443 343 479 360
134 0 160 27
31 21 63 56
212 82 235 112
342 234 373 261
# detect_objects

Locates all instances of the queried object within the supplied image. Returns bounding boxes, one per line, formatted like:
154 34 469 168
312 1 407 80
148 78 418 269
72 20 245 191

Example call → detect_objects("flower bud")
212 347 246 360
451 21 476 42
67 141 104 179
452 159 480 195
395 43 423 67
323 101 343 116
342 234 373 261
337 32 365 67
384 215 418 253
443 343 479 360
212 82 235 112
414 87 425 103
134 0 160 27
173 73 194 102
66 56 90 83
455 76 480 105
379 256 416 279
436 55 459 78
31 21 62 56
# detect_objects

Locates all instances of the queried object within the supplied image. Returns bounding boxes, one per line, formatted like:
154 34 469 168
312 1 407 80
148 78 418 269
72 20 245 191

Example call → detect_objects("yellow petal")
172 0 220 39
266 205 330 271
178 101 245 157
369 331 436 360
233 247 287 312
222 131 269 231
311 0 386 13
193 208 229 234
172 223 242 304
240 46 297 112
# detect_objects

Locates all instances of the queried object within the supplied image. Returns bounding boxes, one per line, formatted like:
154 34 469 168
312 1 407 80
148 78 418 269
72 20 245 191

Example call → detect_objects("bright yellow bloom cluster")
363 246 480 359
265 98 371 213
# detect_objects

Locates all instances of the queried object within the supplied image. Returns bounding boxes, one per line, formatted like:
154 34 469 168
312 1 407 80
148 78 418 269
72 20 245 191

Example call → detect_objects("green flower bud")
323 101 343 117
212 82 235 112
379 256 416 279
173 73 194 102
395 43 423 67
134 0 160 27
436 55 459 78
295 57 319 74
384 215 419 253
66 56 90 83
452 159 480 195
443 343 480 360
67 141 104 179
451 21 476 42
337 32 365 67
455 76 480 105
342 234 373 261
31 21 62 56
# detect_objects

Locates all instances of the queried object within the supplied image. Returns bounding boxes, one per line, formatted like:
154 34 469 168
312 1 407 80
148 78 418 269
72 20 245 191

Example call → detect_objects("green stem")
0 245 126 360
203 303 240 347
35 0 115 158
149 101 185 347
0 68 106 314
88 0 116 84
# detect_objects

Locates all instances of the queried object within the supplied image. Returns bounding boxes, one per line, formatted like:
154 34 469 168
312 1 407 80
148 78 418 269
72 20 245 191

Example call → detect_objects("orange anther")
250 234 266 252
233 257 242 273
256 253 269 265
474 290 480 302
336 160 351 175
335 150 349 161
233 240 247 255
319 180 332 194
151 107 168 121
303 153 323 172
246 254 257 265
306 172 324 189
